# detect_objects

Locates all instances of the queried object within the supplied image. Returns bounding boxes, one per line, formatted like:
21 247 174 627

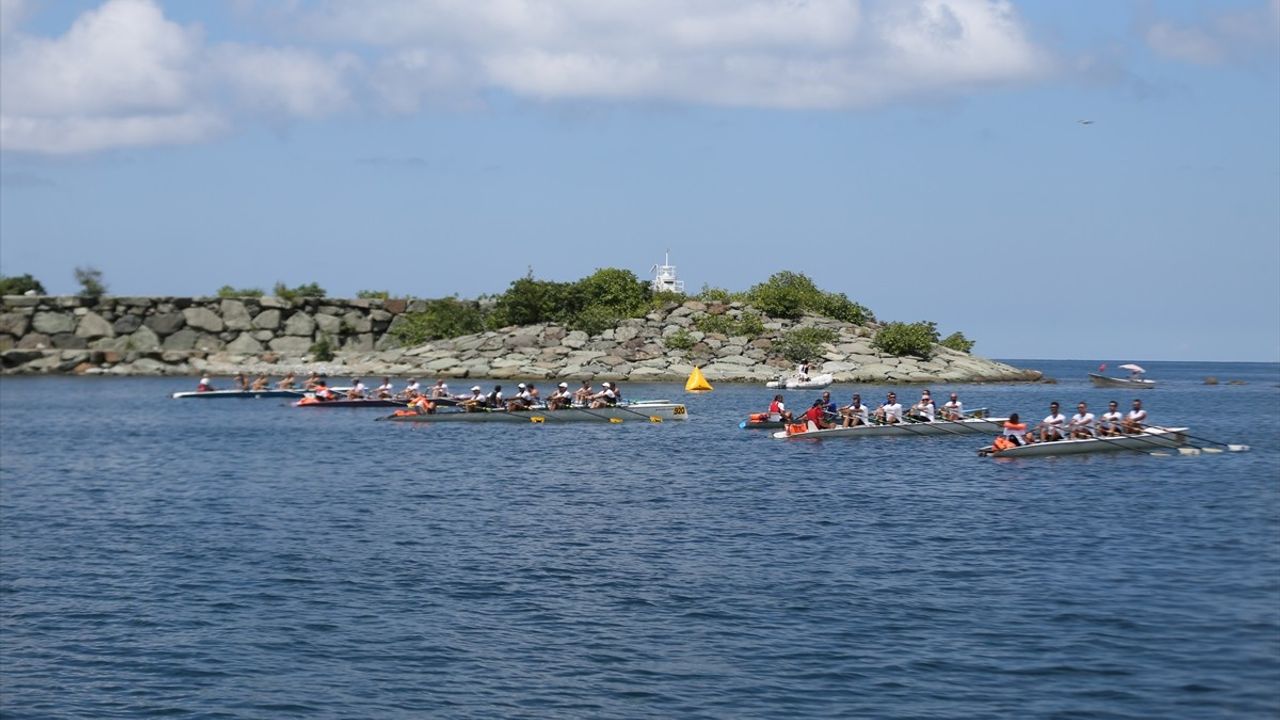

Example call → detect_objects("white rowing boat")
1088 373 1157 389
379 401 689 424
980 427 1188 457
771 417 1007 439
172 389 306 399
766 373 834 390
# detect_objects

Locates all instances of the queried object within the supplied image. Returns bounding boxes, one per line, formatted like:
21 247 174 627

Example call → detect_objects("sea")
1 359 1277 719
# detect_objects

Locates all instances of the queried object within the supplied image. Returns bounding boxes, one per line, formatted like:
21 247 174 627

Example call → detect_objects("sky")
1 0 1277 362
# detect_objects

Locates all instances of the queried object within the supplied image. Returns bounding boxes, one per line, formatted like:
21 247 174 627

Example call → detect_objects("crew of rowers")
198 372 626 412
767 389 968 430
995 399 1148 448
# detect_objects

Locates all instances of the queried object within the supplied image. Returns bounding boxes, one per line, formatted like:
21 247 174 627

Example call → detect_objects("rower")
874 392 903 424
590 382 618 408
1039 402 1066 442
346 378 367 400
275 372 297 389
767 394 792 423
376 377 394 399
819 391 837 417
573 381 593 406
548 383 572 410
429 379 449 399
1001 413 1031 446
250 374 269 391
908 391 935 422
1099 401 1123 436
840 394 868 427
196 375 216 392
1124 398 1147 434
507 383 533 410
303 372 321 390
941 392 964 421
460 386 486 411
804 399 832 430
313 380 336 401
234 372 250 391
402 378 421 398
486 385 504 409
1069 402 1095 439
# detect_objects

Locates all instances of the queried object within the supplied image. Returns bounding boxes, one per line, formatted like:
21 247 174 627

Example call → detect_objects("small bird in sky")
1078 120 1094 125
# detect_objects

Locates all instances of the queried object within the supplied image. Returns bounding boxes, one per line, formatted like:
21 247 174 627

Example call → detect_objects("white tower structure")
650 251 685 294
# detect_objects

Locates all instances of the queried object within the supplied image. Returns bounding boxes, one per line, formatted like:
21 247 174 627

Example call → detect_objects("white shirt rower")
1069 404 1095 438
942 395 963 420
1100 404 1123 435
1041 403 1066 440
404 380 421 395
842 401 868 426
878 394 903 424
910 398 935 422
377 379 394 396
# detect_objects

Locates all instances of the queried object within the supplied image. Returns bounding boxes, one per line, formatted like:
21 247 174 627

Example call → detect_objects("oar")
609 403 666 423
1146 422 1244 450
574 404 626 423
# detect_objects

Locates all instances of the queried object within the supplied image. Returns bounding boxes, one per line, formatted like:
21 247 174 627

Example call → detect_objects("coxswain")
908 391 935 422
347 378 367 400
408 393 435 414
234 372 250 391
1123 398 1148 434
941 392 964 421
1098 401 1123 436
376 377 394 399
275 372 297 389
313 380 336 401
874 392 903 424
840 394 868 427
590 382 618 408
1039 402 1067 442
767 394 792 423
461 386 486 411
1001 413 1031 446
196 375 216 392
250 374 269 391
548 383 573 410
804 399 832 430
1069 402 1095 439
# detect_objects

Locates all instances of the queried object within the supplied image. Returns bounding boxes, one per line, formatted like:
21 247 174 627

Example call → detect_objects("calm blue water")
2 359 1278 719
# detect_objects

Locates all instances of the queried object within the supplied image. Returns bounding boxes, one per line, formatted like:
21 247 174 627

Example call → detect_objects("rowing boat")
294 397 407 408
771 417 1007 439
978 427 1188 457
741 407 990 430
172 389 306 399
379 402 689 423
1088 373 1156 389
765 373 833 389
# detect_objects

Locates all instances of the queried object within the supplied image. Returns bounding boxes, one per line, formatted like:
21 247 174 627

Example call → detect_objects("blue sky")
1 0 1277 362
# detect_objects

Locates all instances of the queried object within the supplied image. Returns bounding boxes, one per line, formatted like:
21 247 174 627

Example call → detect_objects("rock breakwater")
0 295 1040 383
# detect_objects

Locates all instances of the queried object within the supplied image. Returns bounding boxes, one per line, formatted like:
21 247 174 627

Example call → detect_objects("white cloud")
209 45 357 118
1144 0 1280 66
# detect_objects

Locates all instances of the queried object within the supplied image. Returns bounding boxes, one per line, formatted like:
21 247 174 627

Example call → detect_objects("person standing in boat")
941 392 964 420
275 372 297 390
1098 401 1123 436
874 392 903 424
840 394 868 427
1123 399 1148 434
1069 401 1096 439
197 375 216 392
767 394 792 423
796 359 811 382
908 391 935 422
1039 402 1067 442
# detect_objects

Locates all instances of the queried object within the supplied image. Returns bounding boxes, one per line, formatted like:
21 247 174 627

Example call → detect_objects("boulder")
75 311 114 339
128 326 162 352
16 333 50 349
183 307 224 333
314 313 342 335
252 309 281 331
226 333 264 353
0 312 30 336
32 311 75 335
51 333 88 349
283 313 316 337
162 328 200 351
268 336 313 354
220 300 253 330
146 313 186 335
113 314 143 334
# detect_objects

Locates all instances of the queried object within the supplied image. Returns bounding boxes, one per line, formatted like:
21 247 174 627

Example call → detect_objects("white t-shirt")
1127 408 1147 424
844 404 868 423
1101 410 1122 427
405 381 420 393
912 400 935 421
352 382 366 395
378 381 393 393
1043 412 1066 430
942 400 963 418
1070 412 1095 430
880 402 902 421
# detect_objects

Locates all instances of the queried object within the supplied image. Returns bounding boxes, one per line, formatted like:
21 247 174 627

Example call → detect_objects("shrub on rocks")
0 273 45 295
873 321 939 359
389 297 486 345
217 285 264 297
694 312 765 337
664 329 695 351
939 331 975 353
777 327 838 363
273 282 326 300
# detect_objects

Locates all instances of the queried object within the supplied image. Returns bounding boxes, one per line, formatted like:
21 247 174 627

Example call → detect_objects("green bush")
664 328 695 351
575 268 651 317
487 275 575 328
0 273 45 295
818 291 872 325
940 331 975 353
357 289 390 299
694 311 765 337
391 297 487 345
217 285 264 298
697 285 741 303
776 327 838 363
873 321 940 358
74 266 107 299
273 282 326 301
746 271 821 320
568 305 624 336
650 290 687 309
309 334 335 361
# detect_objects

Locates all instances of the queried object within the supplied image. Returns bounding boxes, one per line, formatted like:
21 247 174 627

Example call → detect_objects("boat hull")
766 373 834 389
295 398 407 408
772 417 1008 439
172 389 306 399
381 402 689 423
1088 373 1156 389
983 427 1188 457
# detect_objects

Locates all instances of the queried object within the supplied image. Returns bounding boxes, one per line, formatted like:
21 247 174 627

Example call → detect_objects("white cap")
517 383 526 388
471 385 481 391
559 382 568 388
602 382 612 387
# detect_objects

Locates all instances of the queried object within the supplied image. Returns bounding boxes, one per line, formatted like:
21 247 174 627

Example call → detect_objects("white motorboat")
772 417 1007 439
1088 373 1157 389
766 373 834 390
979 427 1188 457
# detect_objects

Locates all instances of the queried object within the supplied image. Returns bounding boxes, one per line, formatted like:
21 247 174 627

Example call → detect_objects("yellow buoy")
685 366 713 392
